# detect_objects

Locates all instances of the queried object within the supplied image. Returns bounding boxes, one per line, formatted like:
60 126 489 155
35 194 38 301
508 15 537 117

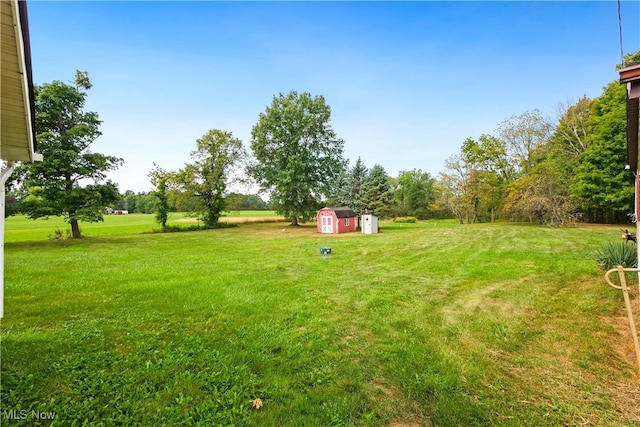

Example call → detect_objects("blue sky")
27 1 640 193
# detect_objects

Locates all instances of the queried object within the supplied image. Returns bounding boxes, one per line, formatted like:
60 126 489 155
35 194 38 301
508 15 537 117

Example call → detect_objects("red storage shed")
317 207 357 234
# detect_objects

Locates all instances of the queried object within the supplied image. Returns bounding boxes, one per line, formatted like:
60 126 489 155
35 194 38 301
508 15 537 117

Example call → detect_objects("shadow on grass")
144 222 238 234
5 236 147 250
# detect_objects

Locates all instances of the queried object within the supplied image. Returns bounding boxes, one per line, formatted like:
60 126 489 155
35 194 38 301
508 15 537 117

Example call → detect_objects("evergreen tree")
359 165 394 218
347 157 368 215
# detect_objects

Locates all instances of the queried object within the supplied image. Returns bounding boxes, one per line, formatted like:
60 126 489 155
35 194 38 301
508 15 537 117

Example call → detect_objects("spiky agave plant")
594 241 638 271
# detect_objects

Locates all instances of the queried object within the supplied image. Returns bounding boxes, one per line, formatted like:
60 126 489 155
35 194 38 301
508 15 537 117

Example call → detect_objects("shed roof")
1 0 37 161
325 207 356 218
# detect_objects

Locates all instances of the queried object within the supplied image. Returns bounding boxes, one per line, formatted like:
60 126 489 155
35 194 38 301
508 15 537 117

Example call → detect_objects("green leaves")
175 129 247 228
249 91 345 225
15 71 123 237
571 82 633 215
148 163 171 228
594 240 638 270
438 49 639 225
359 165 394 219
497 109 553 173
394 169 435 219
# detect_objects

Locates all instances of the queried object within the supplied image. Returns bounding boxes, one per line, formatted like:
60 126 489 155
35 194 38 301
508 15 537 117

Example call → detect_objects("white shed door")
321 215 333 233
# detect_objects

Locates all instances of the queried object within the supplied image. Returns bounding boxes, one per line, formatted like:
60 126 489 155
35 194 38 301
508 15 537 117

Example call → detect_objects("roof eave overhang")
619 63 640 172
620 62 640 84
1 0 38 163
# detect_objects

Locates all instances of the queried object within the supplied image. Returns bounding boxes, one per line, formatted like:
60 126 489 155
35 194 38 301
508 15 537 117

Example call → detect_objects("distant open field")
177 212 285 224
1 217 639 426
3 211 284 242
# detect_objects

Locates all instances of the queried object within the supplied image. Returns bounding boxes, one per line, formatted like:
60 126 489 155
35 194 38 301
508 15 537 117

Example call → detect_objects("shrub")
49 228 71 240
394 216 417 223
594 241 638 270
146 222 237 234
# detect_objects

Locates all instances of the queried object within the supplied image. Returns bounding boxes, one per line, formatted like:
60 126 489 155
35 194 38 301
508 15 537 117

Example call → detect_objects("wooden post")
605 266 640 374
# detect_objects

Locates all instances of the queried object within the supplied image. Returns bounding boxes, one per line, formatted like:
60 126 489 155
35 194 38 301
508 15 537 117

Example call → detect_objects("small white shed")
361 214 378 234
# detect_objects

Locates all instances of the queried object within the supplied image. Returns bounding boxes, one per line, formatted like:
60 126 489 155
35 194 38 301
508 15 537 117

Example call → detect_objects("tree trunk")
70 218 81 238
206 207 218 228
291 217 299 226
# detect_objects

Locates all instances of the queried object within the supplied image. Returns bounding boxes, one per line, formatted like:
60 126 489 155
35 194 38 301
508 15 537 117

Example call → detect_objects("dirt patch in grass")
370 380 432 427
245 222 375 238
371 380 398 399
252 224 319 237
389 420 427 427
515 293 640 425
603 297 640 375
592 290 640 422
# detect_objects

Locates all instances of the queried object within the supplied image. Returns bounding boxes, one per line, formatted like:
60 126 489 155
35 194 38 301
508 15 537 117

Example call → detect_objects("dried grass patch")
176 216 286 224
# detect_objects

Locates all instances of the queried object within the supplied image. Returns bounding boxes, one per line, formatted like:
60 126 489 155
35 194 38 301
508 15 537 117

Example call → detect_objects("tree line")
7 51 640 237
439 51 640 226
112 191 270 215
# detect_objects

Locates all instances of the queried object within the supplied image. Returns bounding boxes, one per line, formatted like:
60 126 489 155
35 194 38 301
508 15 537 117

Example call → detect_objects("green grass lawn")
1 216 639 426
3 211 282 242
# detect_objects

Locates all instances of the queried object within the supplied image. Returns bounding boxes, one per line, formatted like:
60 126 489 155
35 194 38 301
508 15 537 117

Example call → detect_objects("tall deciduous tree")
503 160 579 226
394 169 435 219
437 153 476 223
553 97 592 157
437 134 509 224
460 134 513 222
248 91 345 225
505 97 593 226
571 81 633 222
17 71 123 238
498 110 553 173
176 129 246 228
148 163 172 229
